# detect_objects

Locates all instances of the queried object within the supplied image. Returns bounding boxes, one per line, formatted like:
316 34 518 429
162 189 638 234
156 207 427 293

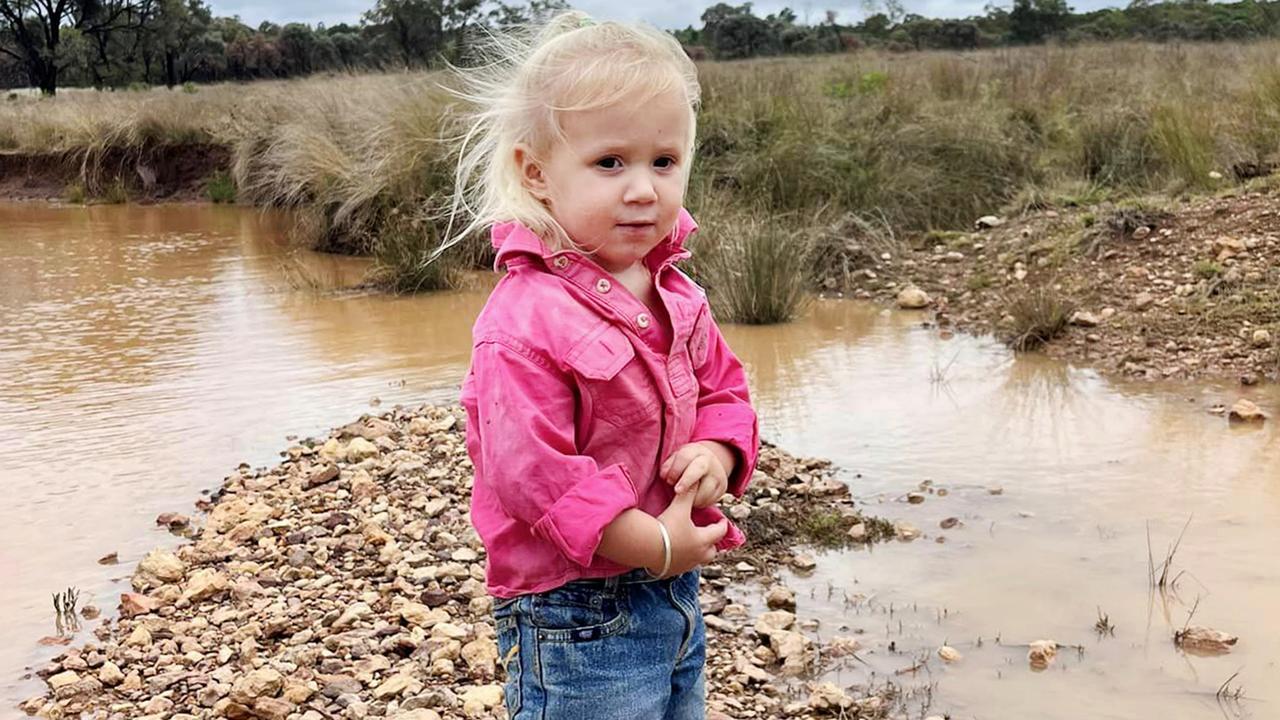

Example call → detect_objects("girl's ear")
514 144 549 201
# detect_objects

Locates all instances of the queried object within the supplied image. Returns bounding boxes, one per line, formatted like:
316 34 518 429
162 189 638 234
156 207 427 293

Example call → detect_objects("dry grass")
1003 287 1076 352
5 42 1280 303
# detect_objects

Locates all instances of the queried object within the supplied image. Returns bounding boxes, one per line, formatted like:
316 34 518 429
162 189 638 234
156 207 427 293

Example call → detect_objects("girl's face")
518 87 692 275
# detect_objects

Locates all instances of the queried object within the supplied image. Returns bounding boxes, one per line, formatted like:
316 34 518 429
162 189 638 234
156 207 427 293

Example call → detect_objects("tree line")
6 0 1280 94
680 0 1280 59
0 0 565 93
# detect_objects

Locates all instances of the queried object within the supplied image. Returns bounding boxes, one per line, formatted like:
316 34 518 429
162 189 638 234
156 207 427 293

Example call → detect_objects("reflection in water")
2 202 1279 717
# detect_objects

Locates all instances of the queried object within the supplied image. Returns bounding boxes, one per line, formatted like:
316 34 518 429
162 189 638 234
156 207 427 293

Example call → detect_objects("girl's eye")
654 156 677 169
595 157 622 170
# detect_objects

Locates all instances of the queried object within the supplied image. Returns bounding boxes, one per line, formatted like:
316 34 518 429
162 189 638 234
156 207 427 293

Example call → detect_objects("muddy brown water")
2 202 1277 717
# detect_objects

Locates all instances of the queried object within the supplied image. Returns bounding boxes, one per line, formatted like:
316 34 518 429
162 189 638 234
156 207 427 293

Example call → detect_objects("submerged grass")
4 42 1280 307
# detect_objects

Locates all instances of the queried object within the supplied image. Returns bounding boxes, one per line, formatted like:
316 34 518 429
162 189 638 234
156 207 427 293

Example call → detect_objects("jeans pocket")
495 613 522 717
530 585 629 643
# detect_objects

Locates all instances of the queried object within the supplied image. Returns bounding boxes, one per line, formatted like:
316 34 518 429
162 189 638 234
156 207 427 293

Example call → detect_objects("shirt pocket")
565 324 662 428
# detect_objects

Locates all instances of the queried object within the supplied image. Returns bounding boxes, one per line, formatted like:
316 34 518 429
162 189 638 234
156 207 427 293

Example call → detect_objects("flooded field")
2 202 1276 717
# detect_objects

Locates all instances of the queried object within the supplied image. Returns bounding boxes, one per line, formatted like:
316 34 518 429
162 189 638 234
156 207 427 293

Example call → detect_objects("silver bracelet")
647 520 672 579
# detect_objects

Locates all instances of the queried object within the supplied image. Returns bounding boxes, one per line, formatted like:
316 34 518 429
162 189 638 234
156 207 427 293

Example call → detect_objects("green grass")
64 182 86 204
205 171 236 203
1194 260 1223 279
102 177 129 204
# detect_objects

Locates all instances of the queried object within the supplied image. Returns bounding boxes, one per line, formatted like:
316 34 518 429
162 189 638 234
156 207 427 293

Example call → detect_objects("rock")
345 437 379 461
155 512 191 528
400 603 450 629
97 552 119 565
1175 626 1238 655
137 549 187 583
938 645 962 663
98 661 124 687
846 523 867 542
765 585 796 611
974 215 1004 230
1229 399 1267 424
306 464 340 488
231 668 284 704
373 674 423 700
1069 311 1101 328
790 553 816 571
46 671 81 692
391 711 443 720
124 624 153 648
461 637 499 675
906 492 925 504
827 636 861 657
1134 292 1155 311
772 630 811 676
895 522 920 541
736 655 774 684
432 622 469 640
248 698 292 720
940 517 960 530
1251 329 1272 348
808 682 854 711
1132 226 1152 240
754 610 796 636
460 684 504 709
1028 640 1058 670
896 286 931 310
181 568 229 603
333 602 373 630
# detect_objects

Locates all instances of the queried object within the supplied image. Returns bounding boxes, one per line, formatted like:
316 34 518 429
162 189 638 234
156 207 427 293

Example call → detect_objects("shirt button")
553 256 569 269
595 278 612 293
636 313 651 328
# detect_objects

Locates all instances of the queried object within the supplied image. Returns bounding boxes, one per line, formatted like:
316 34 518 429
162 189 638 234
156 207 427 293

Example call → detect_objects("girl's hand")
655 488 728 577
661 441 733 509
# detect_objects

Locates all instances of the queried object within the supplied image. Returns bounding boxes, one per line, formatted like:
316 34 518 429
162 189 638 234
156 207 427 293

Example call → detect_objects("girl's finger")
664 452 691 484
674 456 707 494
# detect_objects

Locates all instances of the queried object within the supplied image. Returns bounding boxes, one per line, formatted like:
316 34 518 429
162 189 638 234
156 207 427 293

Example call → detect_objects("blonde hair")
443 11 701 253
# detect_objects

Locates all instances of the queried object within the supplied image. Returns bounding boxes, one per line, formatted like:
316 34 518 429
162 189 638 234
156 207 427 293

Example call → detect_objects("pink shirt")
461 209 759 598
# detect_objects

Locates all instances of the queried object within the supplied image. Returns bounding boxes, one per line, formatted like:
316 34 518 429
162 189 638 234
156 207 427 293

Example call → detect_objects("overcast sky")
208 0 1125 31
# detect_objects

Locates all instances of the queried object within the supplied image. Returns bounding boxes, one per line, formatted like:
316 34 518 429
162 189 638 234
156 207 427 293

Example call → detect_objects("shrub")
690 203 813 325
1004 287 1075 351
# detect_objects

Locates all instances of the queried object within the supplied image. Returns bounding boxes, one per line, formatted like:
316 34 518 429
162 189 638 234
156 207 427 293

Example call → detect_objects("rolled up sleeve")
689 314 760 497
468 339 638 567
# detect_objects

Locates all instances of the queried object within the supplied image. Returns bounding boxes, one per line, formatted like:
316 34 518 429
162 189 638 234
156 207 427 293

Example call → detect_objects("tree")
363 0 484 68
0 0 148 94
701 3 779 59
1009 0 1072 43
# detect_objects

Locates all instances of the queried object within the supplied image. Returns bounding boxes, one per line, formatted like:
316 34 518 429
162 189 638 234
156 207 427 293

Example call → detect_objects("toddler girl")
453 12 759 719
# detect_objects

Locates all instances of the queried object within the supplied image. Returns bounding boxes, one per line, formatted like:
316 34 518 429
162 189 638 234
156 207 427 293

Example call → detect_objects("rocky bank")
19 405 900 720
834 186 1280 385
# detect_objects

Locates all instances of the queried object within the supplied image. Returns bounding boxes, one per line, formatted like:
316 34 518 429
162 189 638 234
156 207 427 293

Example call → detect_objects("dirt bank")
838 185 1280 385
19 405 900 720
0 144 229 203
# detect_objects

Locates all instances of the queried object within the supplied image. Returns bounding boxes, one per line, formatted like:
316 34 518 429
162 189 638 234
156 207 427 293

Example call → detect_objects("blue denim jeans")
492 569 706 720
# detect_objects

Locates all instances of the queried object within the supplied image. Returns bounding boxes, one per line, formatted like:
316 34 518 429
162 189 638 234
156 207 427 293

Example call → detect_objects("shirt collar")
492 208 697 272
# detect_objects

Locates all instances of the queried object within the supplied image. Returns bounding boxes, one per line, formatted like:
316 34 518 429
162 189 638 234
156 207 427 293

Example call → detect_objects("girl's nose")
623 171 658 203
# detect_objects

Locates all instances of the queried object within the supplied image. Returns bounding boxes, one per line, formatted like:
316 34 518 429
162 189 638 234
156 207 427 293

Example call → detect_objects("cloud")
207 0 1125 32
